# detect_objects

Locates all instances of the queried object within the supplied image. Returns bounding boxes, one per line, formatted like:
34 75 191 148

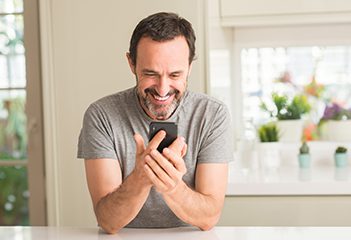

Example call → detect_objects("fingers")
181 143 187 158
144 164 169 192
149 150 180 180
162 148 187 174
148 130 166 151
144 150 181 192
168 136 186 156
145 154 176 187
134 133 145 155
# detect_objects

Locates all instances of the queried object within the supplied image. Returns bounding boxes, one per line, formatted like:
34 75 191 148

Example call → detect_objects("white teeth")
153 95 170 101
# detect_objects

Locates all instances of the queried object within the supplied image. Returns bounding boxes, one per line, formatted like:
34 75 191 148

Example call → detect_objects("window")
0 0 46 225
0 0 28 225
208 23 351 195
210 24 351 143
241 46 351 139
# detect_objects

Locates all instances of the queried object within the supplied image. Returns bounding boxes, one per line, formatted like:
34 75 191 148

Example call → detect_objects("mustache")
144 88 180 97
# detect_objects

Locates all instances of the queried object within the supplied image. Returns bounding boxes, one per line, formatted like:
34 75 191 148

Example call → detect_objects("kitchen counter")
1 226 351 240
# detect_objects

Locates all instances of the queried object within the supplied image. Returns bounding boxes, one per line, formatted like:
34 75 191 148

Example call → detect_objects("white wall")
40 0 206 226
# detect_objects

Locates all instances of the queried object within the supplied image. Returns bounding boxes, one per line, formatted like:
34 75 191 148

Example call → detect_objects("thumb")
134 133 145 155
181 143 187 158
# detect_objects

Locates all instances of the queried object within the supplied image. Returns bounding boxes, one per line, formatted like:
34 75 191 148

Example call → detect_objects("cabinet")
220 0 351 26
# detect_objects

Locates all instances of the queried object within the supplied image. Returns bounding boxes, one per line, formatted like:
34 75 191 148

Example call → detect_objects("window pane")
8 53 25 88
0 14 25 88
0 165 29 225
0 54 7 87
241 46 351 139
0 90 26 160
0 0 23 14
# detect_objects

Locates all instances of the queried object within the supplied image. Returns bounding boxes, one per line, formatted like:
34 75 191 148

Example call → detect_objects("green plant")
335 146 347 154
0 98 27 158
258 122 279 142
0 97 28 225
0 165 29 225
261 93 311 120
299 141 309 154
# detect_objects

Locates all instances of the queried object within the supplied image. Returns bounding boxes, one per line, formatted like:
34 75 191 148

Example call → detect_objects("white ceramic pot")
276 119 304 142
321 120 351 141
257 142 281 170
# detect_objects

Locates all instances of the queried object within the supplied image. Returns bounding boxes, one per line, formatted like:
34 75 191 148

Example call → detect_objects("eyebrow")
141 69 184 75
142 69 158 74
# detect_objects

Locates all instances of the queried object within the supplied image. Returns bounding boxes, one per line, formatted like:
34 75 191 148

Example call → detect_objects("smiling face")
127 36 191 120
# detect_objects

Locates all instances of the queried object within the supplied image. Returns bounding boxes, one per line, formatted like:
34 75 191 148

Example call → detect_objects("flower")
321 103 351 121
304 75 325 99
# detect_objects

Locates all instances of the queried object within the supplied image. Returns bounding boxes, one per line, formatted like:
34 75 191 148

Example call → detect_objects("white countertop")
226 141 351 196
1 226 351 240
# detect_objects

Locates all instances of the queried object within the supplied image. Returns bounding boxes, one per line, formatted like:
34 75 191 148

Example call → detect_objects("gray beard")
143 94 180 120
135 75 187 120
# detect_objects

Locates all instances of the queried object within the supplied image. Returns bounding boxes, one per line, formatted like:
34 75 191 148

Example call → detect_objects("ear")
126 52 136 75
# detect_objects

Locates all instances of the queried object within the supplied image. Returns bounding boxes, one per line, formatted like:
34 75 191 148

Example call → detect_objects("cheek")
137 77 154 90
173 80 187 91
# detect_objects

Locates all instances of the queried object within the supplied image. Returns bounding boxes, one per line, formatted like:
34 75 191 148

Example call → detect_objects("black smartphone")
149 121 178 152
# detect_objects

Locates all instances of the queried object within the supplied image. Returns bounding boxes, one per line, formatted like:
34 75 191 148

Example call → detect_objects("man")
77 12 233 234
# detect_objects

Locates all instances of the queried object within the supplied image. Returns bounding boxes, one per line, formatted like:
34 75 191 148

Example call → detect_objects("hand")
133 131 166 186
168 136 187 158
144 145 187 194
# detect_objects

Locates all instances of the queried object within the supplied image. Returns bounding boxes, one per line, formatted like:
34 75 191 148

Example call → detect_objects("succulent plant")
258 122 279 142
299 141 309 154
335 146 347 154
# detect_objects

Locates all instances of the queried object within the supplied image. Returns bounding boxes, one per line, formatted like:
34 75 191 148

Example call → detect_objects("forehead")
136 36 190 67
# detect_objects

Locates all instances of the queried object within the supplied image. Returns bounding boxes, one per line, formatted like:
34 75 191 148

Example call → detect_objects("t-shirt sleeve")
77 103 117 160
197 104 234 164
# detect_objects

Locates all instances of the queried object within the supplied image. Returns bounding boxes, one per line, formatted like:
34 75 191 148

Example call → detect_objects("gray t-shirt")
77 87 233 228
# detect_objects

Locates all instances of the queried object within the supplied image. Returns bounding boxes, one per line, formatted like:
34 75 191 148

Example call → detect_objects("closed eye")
142 70 159 78
170 72 182 79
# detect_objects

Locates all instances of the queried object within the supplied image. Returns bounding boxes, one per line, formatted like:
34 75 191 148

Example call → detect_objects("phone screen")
149 122 177 152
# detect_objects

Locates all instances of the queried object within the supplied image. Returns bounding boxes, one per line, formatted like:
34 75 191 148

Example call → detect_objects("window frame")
23 0 46 225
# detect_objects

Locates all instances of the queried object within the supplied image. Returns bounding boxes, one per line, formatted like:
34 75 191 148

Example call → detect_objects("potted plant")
261 93 311 142
298 141 311 168
258 122 279 143
257 122 280 170
319 103 351 141
334 146 348 168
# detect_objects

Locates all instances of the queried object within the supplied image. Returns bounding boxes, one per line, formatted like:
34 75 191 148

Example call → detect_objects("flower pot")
298 153 311 168
276 120 304 142
334 153 348 168
321 120 351 141
258 142 281 170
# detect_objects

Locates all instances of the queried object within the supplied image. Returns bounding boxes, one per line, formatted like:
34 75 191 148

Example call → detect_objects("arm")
144 148 228 230
85 158 151 234
84 131 167 234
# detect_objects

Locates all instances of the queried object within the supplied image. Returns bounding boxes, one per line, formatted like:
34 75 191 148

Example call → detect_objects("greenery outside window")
0 0 29 225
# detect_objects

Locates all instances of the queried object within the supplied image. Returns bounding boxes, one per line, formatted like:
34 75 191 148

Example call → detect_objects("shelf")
226 141 351 195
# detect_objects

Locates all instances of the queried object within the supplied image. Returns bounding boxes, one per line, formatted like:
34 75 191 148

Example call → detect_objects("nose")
155 76 171 97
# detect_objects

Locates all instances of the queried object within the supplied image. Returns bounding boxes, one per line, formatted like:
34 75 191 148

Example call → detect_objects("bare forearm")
95 172 151 233
163 181 223 230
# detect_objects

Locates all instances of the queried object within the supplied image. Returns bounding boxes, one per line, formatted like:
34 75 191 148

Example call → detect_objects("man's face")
128 36 191 120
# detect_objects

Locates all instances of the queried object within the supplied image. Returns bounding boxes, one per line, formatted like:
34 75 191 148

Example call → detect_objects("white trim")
39 0 61 226
221 12 351 27
220 0 351 27
203 0 210 94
